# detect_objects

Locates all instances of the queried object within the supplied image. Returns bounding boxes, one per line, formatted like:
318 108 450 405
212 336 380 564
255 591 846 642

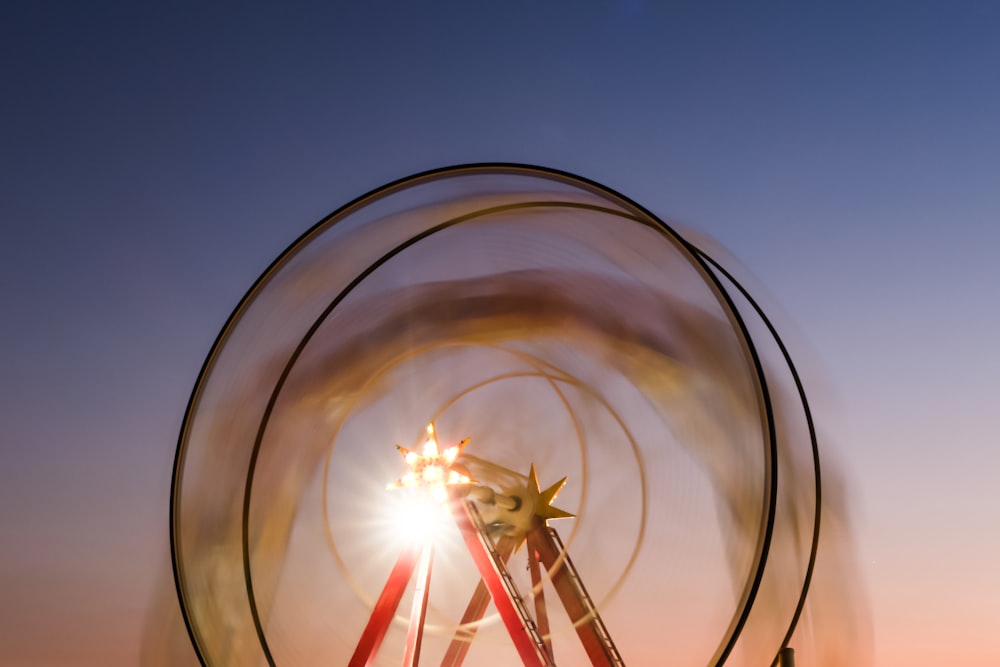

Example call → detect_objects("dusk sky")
2 1 998 665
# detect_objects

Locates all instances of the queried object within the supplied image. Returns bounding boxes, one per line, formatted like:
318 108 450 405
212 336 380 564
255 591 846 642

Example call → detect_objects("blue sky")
2 1 998 664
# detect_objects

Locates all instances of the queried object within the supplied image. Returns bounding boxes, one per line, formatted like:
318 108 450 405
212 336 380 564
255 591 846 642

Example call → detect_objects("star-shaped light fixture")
387 423 472 504
525 464 574 523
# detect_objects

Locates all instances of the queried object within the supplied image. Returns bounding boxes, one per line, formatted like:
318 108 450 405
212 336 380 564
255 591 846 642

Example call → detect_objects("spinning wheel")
171 164 820 666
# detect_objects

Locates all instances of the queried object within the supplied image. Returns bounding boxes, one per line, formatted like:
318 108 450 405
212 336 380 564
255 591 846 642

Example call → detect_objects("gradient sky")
2 1 998 665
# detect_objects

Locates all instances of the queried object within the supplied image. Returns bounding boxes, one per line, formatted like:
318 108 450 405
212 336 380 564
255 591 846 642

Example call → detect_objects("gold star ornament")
526 464 575 522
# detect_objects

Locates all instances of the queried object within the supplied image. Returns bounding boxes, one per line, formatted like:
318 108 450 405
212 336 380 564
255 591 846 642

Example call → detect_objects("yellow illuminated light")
386 423 472 504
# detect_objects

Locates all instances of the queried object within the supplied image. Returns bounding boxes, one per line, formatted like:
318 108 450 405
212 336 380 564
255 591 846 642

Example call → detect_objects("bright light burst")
387 423 472 504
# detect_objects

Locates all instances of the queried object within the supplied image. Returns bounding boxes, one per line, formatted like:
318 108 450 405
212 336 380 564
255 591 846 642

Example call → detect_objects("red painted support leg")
349 540 422 667
440 536 517 667
449 500 551 667
531 523 623 666
527 535 553 660
403 541 434 667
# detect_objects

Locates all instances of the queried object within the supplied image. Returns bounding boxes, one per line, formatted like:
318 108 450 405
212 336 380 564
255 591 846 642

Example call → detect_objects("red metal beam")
440 536 517 667
530 522 616 666
450 501 550 667
403 542 434 667
527 536 553 660
349 540 422 667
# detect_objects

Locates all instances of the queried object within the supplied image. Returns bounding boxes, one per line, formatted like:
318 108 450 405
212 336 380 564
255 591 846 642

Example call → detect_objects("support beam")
440 536 517 667
349 541 422 667
403 542 434 667
531 522 623 666
450 500 551 667
527 540 553 660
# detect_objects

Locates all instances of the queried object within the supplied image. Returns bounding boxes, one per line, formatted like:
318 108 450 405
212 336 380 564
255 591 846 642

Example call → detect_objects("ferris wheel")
170 164 819 666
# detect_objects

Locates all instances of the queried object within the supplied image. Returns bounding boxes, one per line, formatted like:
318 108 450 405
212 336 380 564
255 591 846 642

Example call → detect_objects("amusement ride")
169 165 821 666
